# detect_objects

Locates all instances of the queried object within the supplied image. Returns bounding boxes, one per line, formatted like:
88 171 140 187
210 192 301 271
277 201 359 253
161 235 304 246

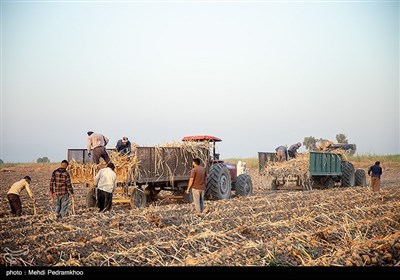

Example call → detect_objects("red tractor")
182 135 253 200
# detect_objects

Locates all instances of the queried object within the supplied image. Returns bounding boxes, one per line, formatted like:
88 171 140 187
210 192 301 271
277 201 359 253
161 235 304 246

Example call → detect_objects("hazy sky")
1 0 399 163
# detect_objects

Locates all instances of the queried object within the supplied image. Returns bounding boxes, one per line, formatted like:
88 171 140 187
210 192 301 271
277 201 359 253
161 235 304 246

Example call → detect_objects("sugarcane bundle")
264 153 310 179
108 150 139 183
68 160 97 185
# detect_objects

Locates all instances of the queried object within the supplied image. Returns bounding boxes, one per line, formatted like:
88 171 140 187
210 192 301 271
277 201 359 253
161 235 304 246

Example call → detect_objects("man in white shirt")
87 131 110 164
94 162 117 212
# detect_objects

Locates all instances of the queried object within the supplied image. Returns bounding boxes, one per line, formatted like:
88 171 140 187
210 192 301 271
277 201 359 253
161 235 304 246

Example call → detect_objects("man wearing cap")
288 142 302 159
116 136 132 155
87 131 110 164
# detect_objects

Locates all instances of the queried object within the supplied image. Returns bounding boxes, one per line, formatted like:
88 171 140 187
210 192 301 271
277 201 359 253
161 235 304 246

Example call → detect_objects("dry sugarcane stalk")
71 196 76 215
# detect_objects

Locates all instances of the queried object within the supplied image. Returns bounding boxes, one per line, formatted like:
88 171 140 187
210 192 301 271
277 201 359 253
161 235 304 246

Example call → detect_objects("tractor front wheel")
235 174 253 196
206 163 231 200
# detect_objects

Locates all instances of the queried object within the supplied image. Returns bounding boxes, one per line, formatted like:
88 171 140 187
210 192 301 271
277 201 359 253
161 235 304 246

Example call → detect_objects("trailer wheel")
206 163 231 200
131 187 147 208
86 188 97 208
355 169 367 187
235 174 253 196
324 177 335 189
303 179 313 191
341 161 355 187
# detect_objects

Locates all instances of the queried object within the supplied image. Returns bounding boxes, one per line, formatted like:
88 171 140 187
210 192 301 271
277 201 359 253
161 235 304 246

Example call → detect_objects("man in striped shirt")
50 160 74 218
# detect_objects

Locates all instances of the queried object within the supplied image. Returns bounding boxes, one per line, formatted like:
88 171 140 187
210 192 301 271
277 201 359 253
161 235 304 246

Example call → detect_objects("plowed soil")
1 162 399 267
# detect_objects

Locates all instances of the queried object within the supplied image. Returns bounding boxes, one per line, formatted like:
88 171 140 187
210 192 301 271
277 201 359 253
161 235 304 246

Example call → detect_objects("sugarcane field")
1 145 399 268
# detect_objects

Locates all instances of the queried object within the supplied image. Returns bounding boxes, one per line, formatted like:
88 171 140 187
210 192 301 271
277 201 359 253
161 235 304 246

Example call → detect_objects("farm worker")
237 160 245 176
87 131 110 164
368 161 383 193
50 160 74 218
275 146 288 162
116 136 131 155
186 158 207 214
288 142 302 159
94 162 117 212
7 176 35 216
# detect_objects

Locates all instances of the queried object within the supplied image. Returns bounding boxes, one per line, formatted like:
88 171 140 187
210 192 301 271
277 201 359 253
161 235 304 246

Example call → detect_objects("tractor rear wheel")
355 169 367 187
235 174 253 196
341 161 355 187
130 187 147 208
86 188 97 208
206 163 231 200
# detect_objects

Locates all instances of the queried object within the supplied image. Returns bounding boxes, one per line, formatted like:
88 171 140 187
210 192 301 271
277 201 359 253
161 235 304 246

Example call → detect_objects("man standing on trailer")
87 131 110 164
288 142 302 159
275 145 288 162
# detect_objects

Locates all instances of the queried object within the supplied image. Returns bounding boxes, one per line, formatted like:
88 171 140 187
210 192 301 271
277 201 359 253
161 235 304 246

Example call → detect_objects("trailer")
258 151 367 191
68 136 253 208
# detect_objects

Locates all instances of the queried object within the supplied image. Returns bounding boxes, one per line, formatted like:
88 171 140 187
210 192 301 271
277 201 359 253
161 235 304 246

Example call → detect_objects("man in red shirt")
186 158 206 214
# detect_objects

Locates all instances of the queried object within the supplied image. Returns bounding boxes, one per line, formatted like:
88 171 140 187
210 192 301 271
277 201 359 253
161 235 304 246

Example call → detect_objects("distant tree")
336 133 357 155
37 157 50 163
0 159 3 164
303 136 317 151
336 133 348 144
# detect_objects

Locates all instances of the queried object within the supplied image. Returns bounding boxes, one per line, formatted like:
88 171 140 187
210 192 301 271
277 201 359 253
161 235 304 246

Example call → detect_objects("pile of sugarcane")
68 160 98 185
68 141 210 186
263 153 311 179
262 150 347 183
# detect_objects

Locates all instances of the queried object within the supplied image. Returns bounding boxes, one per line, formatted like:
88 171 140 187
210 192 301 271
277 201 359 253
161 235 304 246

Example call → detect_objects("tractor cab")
182 135 223 163
182 135 237 183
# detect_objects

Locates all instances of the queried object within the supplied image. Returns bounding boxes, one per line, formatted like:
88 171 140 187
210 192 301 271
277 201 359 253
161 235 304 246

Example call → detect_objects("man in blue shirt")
288 142 302 159
116 136 132 155
368 161 382 193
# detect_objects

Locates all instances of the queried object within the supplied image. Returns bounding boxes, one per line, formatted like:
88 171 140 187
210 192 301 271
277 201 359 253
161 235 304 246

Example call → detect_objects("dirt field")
0 162 399 267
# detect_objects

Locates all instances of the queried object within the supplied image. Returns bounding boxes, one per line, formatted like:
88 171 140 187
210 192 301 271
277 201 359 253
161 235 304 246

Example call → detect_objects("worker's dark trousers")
93 146 110 164
7 194 22 216
97 189 113 212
